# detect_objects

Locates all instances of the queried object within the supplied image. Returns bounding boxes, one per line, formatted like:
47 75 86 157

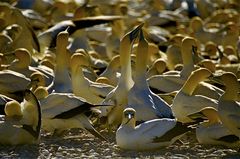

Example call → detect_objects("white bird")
70 52 114 104
196 122 240 147
171 68 219 123
40 92 107 140
127 30 173 123
99 24 143 129
0 69 31 101
52 30 72 93
98 54 136 87
116 108 191 150
98 55 121 86
217 72 240 138
0 90 41 145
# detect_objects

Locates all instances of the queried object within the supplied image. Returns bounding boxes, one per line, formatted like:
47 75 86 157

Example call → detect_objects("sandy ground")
0 129 239 159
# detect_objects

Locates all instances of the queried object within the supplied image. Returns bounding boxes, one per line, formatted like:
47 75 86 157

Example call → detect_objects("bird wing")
228 114 240 129
151 93 174 118
89 83 114 98
152 121 190 143
41 93 86 118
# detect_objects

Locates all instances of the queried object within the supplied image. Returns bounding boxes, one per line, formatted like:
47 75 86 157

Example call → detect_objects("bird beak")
125 113 134 124
128 23 144 42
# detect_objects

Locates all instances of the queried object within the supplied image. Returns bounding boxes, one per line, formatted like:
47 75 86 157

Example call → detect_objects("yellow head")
12 48 31 69
122 108 136 127
70 53 90 73
5 100 23 117
30 72 46 91
34 86 49 100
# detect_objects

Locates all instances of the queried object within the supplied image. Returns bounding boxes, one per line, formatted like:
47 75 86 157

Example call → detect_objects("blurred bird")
38 15 122 51
52 30 72 93
216 72 240 138
0 3 40 59
196 122 240 147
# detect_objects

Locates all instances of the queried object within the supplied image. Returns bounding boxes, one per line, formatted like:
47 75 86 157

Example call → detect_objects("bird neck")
54 45 71 86
135 40 149 85
122 119 136 129
55 31 69 70
222 81 239 101
181 71 206 95
71 66 87 95
180 46 195 78
56 46 69 69
118 39 134 88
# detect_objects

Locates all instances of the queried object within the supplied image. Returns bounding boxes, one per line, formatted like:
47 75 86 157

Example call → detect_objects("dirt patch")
0 130 239 158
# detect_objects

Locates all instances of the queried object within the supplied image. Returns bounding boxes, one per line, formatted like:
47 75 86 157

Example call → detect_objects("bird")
38 15 122 51
190 17 239 49
29 71 53 94
21 9 47 30
0 69 31 102
148 37 198 93
0 3 40 59
148 37 223 100
0 94 15 115
147 58 168 78
116 108 191 150
7 48 34 76
8 48 54 86
171 68 219 123
106 20 125 60
190 16 221 45
0 89 41 145
70 52 114 104
98 55 122 86
52 30 72 93
127 29 173 123
217 72 240 138
99 24 143 129
16 0 53 14
4 100 23 121
33 86 49 100
165 34 184 70
185 0 200 18
40 92 108 140
196 122 240 147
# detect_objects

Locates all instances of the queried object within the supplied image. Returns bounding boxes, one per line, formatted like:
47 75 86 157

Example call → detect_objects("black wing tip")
24 89 42 136
217 135 240 143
